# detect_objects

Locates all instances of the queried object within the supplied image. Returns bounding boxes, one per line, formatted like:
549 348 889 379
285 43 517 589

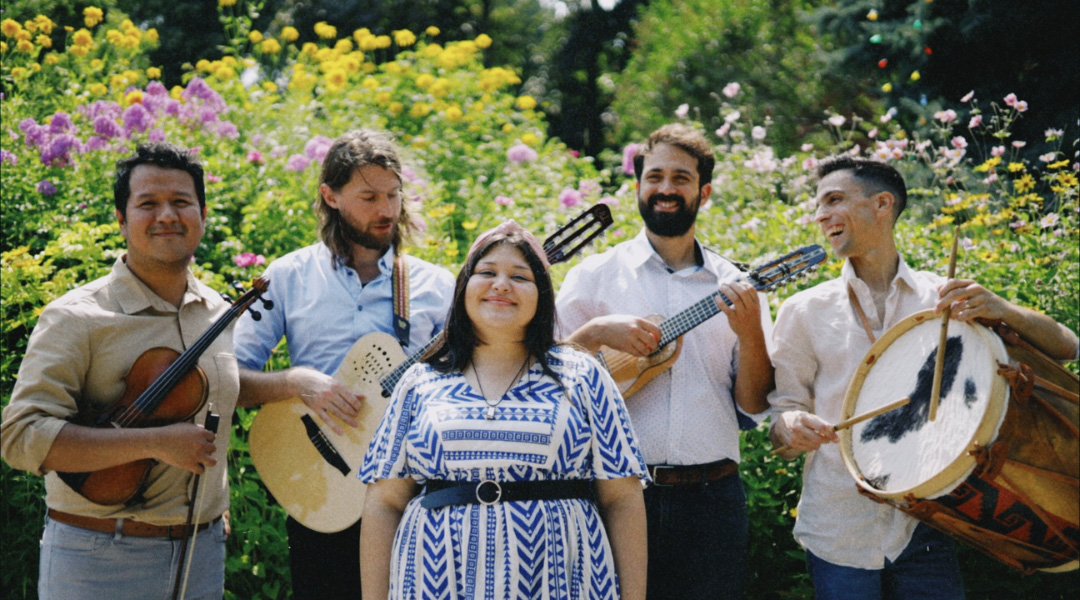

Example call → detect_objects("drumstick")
770 397 911 456
930 225 962 421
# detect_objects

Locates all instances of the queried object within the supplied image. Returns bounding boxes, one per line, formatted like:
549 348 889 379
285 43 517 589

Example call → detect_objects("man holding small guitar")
556 123 775 599
234 129 455 600
1 143 236 600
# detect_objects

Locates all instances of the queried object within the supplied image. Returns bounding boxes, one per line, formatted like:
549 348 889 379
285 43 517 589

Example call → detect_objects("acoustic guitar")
249 205 613 532
597 245 826 398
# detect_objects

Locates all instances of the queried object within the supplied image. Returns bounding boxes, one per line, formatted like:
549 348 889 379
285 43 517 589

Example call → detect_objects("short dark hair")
316 129 416 265
633 123 715 188
815 156 908 218
427 232 559 383
114 143 205 216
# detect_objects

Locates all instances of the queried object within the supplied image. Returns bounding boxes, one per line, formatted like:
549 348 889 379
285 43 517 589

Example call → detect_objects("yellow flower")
0 41 7 52
521 132 539 147
973 156 1001 173
1007 162 1025 173
1014 174 1036 193
430 77 452 98
214 64 236 80
1058 173 1078 188
170 85 183 99
445 105 463 122
515 95 537 110
1048 159 1070 170
388 101 404 116
196 59 212 72
16 39 33 53
124 90 144 106
375 91 392 105
89 82 108 96
325 69 348 92
1 18 21 38
105 29 123 45
249 30 263 44
23 20 37 34
426 26 440 37
44 52 61 65
362 62 376 74
281 26 299 42
11 66 28 79
370 35 389 49
789 507 798 518
261 38 281 54
415 73 434 89
409 102 431 118
146 28 159 43
462 221 478 231
475 33 492 48
335 38 353 53
302 42 318 56
35 33 51 48
501 123 514 133
393 29 416 47
362 76 379 90
90 58 104 69
146 66 161 79
69 45 89 57
35 15 56 35
219 0 237 7
882 82 893 93
909 70 921 81
314 21 337 40
261 81 278 92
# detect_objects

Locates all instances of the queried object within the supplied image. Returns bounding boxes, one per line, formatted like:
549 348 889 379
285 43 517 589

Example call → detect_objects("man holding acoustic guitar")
556 123 775 599
234 129 455 599
1 143 237 600
768 156 1079 599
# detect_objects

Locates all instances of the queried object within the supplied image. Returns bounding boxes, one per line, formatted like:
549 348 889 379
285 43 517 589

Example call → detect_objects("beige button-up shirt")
1 258 239 525
768 257 945 568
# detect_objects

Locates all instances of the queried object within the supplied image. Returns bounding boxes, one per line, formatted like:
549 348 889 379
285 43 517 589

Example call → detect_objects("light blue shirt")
235 242 455 374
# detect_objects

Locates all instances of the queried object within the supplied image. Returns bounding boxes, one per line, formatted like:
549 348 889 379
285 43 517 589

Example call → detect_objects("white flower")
1040 213 1060 229
1039 152 1057 163
828 115 846 127
724 110 741 123
800 143 814 152
960 90 975 103
751 126 766 140
675 103 690 118
722 82 741 98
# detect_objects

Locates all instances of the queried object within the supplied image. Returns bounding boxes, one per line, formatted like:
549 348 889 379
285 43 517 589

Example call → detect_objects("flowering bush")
2 3 1077 599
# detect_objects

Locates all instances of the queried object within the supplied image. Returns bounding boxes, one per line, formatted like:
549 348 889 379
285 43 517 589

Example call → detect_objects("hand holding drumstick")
770 397 911 457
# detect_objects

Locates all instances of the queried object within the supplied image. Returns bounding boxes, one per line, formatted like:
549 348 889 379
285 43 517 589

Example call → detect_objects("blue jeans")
644 473 749 600
806 522 965 600
38 516 226 600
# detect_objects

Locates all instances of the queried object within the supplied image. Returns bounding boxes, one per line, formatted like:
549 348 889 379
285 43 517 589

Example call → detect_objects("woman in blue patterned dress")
359 221 649 600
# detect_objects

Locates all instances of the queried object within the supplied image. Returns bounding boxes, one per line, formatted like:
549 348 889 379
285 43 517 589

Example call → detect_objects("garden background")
1 0 1077 598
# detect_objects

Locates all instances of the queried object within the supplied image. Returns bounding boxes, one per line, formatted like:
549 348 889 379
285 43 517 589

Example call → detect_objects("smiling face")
464 243 539 343
117 164 206 272
320 165 402 252
636 143 711 237
814 168 894 259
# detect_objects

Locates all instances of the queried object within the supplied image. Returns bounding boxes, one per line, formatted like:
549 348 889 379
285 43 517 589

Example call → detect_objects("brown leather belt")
648 459 738 486
48 509 217 540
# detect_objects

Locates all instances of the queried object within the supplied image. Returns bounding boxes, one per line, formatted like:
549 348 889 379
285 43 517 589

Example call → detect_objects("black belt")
421 479 594 509
647 459 738 486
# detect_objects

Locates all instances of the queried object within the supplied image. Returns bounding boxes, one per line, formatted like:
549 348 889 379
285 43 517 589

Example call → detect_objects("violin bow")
172 406 220 600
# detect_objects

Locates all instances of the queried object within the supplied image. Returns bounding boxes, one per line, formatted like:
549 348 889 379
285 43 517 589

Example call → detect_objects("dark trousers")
286 516 361 600
644 473 749 600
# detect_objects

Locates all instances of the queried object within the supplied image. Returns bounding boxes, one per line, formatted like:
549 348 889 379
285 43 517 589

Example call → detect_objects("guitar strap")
392 253 410 347
846 284 878 344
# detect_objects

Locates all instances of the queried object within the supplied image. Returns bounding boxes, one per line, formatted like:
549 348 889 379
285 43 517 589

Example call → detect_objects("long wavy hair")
427 232 560 384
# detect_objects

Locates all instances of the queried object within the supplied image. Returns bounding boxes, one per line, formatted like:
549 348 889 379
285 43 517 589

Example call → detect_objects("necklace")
472 354 531 420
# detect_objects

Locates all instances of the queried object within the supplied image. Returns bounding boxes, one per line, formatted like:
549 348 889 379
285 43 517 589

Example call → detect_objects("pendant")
485 405 496 420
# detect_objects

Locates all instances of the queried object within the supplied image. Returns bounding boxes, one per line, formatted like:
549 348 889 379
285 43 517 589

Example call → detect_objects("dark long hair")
427 233 560 383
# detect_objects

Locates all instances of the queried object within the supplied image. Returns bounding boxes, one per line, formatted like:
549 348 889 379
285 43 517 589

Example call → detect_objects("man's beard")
341 217 395 252
638 192 699 237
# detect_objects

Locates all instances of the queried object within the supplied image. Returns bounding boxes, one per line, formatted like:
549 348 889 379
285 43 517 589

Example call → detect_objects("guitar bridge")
300 415 351 477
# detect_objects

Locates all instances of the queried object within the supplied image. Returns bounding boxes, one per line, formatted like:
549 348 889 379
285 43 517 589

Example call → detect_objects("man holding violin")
1 143 236 600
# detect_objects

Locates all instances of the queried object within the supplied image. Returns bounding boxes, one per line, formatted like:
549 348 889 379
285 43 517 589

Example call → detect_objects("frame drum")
840 310 1079 573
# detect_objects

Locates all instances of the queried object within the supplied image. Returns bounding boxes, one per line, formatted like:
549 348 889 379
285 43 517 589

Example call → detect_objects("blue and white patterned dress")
360 345 649 600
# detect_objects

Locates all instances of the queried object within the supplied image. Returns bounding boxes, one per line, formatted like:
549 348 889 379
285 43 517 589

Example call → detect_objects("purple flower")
84 136 110 152
304 136 334 162
123 104 155 134
94 115 124 139
1 149 17 166
40 134 80 166
182 77 227 112
216 121 240 139
79 100 123 122
49 112 75 134
285 153 312 172
558 187 583 209
621 143 640 175
507 142 538 164
247 151 264 165
146 81 168 96
148 128 166 143
19 118 50 149
36 180 58 195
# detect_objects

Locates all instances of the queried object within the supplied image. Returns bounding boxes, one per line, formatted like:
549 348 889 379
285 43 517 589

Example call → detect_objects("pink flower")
1045 128 1064 140
880 107 897 124
507 142 538 164
1012 141 1026 149
233 252 267 268
1004 93 1018 107
968 115 983 129
722 82 741 98
569 149 580 158
495 195 513 206
951 136 968 150
991 145 1005 157
800 143 814 152
285 153 312 172
304 135 334 162
247 151 264 165
558 187 583 209
621 143 640 175
751 126 766 140
599 196 619 206
1015 101 1028 113
960 90 975 103
802 157 818 171
207 173 222 183
715 123 731 137
933 109 957 123
1039 152 1056 163
868 128 878 139
674 103 690 118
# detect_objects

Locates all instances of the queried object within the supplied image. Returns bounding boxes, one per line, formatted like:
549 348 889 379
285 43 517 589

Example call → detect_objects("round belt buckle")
476 480 502 505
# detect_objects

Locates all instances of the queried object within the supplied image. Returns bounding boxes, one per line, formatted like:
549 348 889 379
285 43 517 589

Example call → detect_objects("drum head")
840 310 1011 500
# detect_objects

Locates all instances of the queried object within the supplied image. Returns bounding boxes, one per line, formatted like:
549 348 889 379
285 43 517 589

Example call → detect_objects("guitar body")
248 332 404 532
597 315 682 397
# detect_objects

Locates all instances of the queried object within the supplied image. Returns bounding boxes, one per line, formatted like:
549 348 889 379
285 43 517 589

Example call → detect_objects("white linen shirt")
234 243 454 374
768 256 946 569
555 229 773 465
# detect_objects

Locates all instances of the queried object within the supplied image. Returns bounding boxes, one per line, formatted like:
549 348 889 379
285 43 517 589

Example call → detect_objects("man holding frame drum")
768 156 1078 599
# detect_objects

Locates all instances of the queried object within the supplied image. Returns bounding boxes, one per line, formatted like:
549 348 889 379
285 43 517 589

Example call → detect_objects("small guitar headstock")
748 245 827 292
543 203 614 265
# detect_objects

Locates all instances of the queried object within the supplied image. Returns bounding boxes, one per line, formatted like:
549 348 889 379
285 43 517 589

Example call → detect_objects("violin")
57 278 272 506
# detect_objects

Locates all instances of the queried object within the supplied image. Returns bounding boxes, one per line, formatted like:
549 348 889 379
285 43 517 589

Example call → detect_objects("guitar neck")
656 289 737 347
380 334 442 396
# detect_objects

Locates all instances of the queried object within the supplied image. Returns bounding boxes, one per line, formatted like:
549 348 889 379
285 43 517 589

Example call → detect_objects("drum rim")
839 309 1011 501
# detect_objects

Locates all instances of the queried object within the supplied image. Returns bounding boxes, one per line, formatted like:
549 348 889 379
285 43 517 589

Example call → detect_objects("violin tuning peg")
231 281 245 293
260 298 275 310
220 292 232 302
250 310 262 321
